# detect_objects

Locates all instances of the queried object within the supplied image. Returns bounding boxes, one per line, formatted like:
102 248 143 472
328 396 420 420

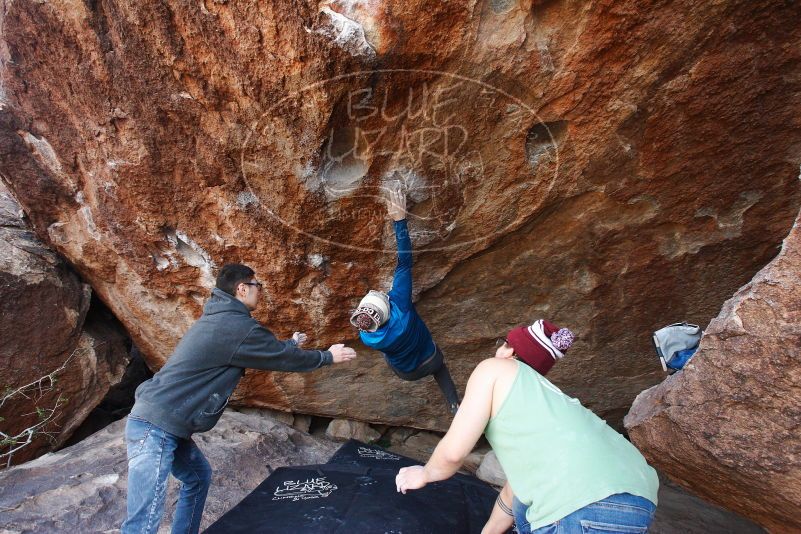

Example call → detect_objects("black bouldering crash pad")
325 439 421 469
204 441 501 533
327 439 492 487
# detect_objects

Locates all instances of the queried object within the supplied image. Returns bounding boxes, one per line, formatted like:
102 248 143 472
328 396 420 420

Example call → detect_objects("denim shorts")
513 492 656 534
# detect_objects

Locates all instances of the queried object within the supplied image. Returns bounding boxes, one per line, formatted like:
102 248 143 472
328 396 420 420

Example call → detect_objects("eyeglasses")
243 281 263 290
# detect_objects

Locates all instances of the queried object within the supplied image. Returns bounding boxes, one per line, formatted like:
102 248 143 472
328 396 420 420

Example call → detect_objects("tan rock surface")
625 209 801 532
326 418 381 443
386 428 444 463
292 413 313 433
235 407 295 426
462 444 492 474
475 450 506 487
1 1 800 431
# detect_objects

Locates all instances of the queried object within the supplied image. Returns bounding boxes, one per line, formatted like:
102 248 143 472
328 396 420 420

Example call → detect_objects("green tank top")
484 361 659 530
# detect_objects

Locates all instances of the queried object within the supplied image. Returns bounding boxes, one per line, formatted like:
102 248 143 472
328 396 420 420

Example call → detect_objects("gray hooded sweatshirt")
130 288 333 438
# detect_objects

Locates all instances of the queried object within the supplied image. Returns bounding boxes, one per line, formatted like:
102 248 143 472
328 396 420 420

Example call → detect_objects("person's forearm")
482 482 515 534
388 219 413 307
422 439 465 483
482 506 514 534
231 327 333 370
394 219 412 268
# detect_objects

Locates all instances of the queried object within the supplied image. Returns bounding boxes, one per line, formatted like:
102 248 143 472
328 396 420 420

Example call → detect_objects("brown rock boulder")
50 309 132 445
1 182 90 466
625 208 801 532
1 1 800 431
0 184 90 398
0 183 130 467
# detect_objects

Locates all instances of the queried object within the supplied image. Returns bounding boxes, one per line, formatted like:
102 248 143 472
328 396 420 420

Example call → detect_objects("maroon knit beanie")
506 320 574 375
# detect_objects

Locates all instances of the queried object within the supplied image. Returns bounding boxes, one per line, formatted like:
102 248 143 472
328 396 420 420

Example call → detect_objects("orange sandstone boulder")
0 0 799 431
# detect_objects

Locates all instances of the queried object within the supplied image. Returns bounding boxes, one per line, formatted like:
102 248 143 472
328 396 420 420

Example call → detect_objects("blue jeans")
513 493 656 534
122 416 212 534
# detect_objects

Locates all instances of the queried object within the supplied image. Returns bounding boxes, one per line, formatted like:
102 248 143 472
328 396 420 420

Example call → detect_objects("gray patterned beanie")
349 290 391 332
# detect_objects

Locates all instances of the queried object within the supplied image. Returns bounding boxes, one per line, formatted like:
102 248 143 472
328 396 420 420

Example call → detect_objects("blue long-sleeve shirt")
359 219 436 372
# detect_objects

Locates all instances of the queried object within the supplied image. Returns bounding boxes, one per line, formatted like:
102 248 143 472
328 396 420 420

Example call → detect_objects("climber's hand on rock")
396 465 428 494
386 186 407 221
328 344 357 363
292 332 307 346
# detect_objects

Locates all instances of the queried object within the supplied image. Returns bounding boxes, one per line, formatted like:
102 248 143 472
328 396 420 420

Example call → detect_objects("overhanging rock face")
625 208 801 532
1 1 800 430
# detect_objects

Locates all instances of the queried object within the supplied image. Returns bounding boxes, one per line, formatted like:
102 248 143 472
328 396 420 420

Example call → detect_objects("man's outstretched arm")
231 325 356 371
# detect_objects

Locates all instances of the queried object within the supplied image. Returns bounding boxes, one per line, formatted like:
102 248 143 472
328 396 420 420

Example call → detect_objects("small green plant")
0 345 96 469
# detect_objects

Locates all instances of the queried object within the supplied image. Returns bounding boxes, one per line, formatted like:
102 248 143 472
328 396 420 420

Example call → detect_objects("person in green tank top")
395 321 659 534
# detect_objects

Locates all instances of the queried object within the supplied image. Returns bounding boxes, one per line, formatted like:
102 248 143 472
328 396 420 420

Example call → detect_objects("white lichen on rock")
316 5 376 57
308 253 326 268
236 190 259 208
161 229 217 287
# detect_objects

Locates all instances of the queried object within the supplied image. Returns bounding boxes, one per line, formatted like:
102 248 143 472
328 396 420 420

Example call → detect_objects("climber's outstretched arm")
386 187 413 311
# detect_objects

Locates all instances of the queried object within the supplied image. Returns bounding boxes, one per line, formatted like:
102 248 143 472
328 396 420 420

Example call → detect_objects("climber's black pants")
390 345 460 407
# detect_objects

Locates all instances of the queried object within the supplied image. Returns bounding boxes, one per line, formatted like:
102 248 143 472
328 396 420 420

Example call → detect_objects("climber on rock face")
395 324 661 534
350 186 461 415
121 263 357 534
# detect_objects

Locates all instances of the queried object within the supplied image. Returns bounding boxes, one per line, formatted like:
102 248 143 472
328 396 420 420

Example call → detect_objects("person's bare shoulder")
473 359 520 417
471 358 518 382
